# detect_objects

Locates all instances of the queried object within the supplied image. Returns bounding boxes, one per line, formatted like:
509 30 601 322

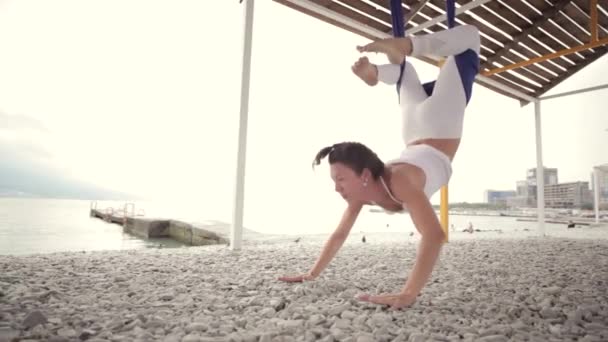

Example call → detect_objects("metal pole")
594 167 600 224
231 0 255 250
440 185 449 242
534 100 545 236
539 83 608 101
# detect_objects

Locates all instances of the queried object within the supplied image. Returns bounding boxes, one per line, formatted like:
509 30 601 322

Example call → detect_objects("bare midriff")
407 138 461 161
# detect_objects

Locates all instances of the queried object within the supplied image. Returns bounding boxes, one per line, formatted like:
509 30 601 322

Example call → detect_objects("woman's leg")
396 62 428 105
352 58 427 105
426 57 468 111
356 25 479 100
357 25 480 63
410 25 480 58
357 25 480 64
425 26 480 108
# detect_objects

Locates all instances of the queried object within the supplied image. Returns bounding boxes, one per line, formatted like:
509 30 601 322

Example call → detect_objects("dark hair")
312 142 385 179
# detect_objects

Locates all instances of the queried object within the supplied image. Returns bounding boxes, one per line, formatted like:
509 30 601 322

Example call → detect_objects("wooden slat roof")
273 0 608 103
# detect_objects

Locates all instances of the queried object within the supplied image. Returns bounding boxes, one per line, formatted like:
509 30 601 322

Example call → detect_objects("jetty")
89 202 228 247
516 218 591 226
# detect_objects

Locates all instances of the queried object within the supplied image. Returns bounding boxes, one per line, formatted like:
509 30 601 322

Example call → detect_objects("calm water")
0 198 187 255
0 198 602 256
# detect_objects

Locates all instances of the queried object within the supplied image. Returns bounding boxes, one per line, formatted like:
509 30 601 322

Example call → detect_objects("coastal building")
484 190 516 205
508 168 558 208
508 180 536 207
527 167 558 186
544 182 592 209
506 167 594 209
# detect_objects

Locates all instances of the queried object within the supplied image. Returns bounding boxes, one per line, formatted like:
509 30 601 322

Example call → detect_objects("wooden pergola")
274 0 608 102
229 0 608 249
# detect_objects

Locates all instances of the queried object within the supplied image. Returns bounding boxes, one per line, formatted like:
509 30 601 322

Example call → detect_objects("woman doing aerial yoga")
279 1 480 309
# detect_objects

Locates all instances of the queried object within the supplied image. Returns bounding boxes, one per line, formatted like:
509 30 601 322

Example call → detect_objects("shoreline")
3 223 608 258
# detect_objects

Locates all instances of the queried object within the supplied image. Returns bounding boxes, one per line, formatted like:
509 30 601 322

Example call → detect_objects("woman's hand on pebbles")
277 273 316 283
356 292 416 309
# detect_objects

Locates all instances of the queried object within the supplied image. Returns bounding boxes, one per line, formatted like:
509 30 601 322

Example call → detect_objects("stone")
0 328 19 341
22 310 47 329
476 335 508 342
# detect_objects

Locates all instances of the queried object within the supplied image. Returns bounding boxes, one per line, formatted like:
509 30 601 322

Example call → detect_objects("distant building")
508 180 536 208
503 167 597 209
544 182 592 209
484 190 516 205
510 167 559 207
527 167 558 186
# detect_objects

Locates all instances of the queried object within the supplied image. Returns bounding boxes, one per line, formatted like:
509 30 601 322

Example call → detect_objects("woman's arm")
279 202 363 282
393 172 445 296
308 202 363 277
357 170 444 308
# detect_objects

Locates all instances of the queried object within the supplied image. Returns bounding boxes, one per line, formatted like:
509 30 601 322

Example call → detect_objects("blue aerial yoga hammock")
390 0 477 104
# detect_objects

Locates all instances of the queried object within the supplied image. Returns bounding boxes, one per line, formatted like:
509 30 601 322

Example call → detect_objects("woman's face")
330 162 367 202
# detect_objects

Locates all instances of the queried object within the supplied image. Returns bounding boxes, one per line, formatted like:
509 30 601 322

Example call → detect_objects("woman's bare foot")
357 37 412 64
351 57 378 86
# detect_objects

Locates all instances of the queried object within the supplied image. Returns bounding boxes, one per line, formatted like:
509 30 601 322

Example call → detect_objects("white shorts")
386 144 452 199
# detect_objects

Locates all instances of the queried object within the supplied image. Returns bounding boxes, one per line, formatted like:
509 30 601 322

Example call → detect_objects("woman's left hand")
355 291 417 309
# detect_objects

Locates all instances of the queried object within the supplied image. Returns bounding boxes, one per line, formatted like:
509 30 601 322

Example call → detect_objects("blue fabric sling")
390 0 479 104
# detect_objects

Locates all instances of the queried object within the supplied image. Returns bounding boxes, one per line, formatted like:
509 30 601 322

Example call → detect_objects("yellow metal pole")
440 185 449 242
483 36 608 76
590 0 598 43
436 58 448 242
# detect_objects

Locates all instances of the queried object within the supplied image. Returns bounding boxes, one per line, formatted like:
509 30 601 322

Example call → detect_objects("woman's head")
312 142 385 201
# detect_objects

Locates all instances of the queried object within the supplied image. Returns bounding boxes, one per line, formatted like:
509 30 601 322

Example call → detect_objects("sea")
0 197 605 256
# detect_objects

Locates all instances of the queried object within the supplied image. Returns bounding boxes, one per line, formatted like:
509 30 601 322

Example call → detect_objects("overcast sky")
1 1 607 229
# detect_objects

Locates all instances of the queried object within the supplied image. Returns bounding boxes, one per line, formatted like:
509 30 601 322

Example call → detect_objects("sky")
0 1 607 232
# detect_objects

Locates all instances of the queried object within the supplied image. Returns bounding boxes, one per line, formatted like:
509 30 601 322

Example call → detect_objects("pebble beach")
1 233 608 342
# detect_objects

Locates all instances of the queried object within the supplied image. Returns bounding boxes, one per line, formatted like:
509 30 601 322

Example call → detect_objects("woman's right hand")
278 273 316 283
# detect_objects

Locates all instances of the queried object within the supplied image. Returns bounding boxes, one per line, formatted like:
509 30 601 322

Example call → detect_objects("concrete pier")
90 209 228 246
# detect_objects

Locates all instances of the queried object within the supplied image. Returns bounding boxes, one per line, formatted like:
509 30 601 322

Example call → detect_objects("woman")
279 25 480 309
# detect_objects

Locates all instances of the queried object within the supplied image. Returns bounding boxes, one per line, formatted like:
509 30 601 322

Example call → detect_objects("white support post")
540 83 608 100
534 100 545 236
594 167 600 224
231 0 255 251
